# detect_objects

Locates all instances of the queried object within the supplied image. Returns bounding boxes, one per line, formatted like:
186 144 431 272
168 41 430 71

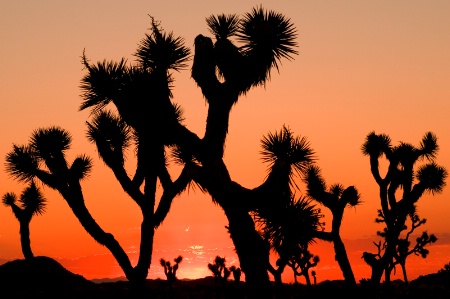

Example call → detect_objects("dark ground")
0 256 449 298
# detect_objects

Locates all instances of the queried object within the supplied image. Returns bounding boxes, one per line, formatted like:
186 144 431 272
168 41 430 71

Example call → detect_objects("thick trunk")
135 216 155 282
333 236 357 286
225 208 272 299
304 272 312 287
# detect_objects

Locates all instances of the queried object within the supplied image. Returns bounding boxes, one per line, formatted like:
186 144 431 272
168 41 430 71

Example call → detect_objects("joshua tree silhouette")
229 265 241 287
2 181 46 260
160 255 183 291
78 6 299 299
4 126 185 288
287 246 319 287
303 164 361 286
361 131 447 285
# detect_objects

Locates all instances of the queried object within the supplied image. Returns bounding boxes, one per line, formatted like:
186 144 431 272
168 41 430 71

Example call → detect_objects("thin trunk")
61 187 135 282
401 262 409 284
304 272 311 287
19 220 34 260
268 262 286 299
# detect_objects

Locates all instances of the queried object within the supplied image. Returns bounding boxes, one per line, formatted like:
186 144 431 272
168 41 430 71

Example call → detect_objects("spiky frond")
86 110 132 166
418 132 438 161
70 155 93 180
20 181 46 216
361 131 392 158
260 126 314 175
206 14 240 39
30 126 72 160
340 186 362 207
304 165 327 196
174 255 183 264
238 6 298 69
80 54 128 112
172 102 185 124
330 184 344 197
394 143 416 166
5 145 39 182
416 163 447 194
258 196 323 253
2 192 17 207
135 17 191 71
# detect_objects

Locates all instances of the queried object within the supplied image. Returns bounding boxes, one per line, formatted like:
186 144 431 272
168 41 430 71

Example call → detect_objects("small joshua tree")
2 181 46 260
160 255 183 287
208 256 231 290
304 164 361 286
229 265 241 286
392 213 437 284
361 131 447 285
287 246 319 287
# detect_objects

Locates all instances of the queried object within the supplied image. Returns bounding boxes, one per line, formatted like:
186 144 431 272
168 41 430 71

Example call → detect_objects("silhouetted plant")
78 6 299 299
304 164 361 286
160 255 183 291
2 181 46 260
208 256 231 287
438 262 450 273
361 131 447 285
287 246 319 287
391 214 437 284
229 265 241 287
4 124 191 288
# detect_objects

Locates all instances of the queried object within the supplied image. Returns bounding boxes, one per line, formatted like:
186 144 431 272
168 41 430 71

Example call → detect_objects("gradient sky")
1 1 449 283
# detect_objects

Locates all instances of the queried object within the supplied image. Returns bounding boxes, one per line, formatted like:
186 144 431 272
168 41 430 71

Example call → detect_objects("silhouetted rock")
0 256 96 296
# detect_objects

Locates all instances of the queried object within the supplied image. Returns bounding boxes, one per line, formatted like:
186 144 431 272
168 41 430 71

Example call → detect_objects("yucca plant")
2 181 46 260
361 131 447 285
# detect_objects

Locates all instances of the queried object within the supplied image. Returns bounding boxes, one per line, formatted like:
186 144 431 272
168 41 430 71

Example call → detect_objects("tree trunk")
401 262 409 284
19 221 34 260
225 208 272 299
333 236 357 286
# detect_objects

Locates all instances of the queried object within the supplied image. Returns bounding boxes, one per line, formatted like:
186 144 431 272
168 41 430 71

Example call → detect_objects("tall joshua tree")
4 125 192 288
304 164 361 286
2 181 46 260
361 131 447 285
79 6 300 299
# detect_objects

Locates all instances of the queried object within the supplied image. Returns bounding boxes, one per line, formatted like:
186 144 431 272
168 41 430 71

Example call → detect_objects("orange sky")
1 1 450 284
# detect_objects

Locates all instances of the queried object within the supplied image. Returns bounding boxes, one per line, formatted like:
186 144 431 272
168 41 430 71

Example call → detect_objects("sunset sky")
1 1 449 283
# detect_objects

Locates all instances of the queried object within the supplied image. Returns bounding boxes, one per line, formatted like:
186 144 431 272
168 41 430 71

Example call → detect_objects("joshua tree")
254 193 323 295
229 265 241 287
160 255 183 289
78 6 300 299
208 256 231 287
2 181 46 260
287 246 319 287
388 213 437 284
361 131 447 285
303 164 361 286
4 126 191 288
